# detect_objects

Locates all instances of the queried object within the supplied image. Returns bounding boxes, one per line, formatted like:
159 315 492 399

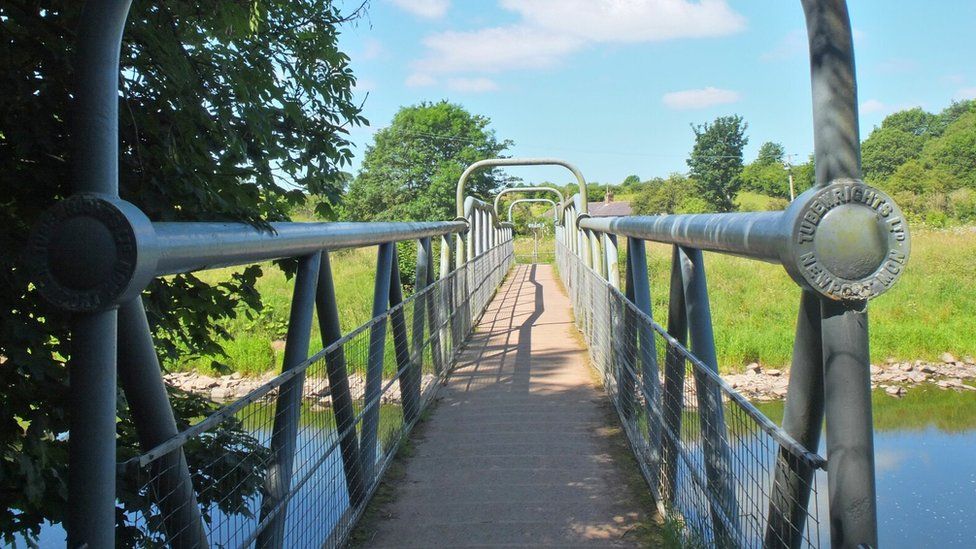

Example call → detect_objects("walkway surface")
367 264 647 547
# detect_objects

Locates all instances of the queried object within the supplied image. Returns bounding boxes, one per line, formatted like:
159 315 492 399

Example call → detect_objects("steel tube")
118 299 208 548
660 245 687 505
821 299 878 548
679 247 740 545
627 239 662 492
494 187 565 221
361 243 394 484
801 0 861 187
619 257 638 420
258 253 320 548
315 251 365 506
765 290 825 549
153 221 465 276
391 247 419 424
67 310 118 548
581 212 784 263
67 1 132 545
456 158 587 218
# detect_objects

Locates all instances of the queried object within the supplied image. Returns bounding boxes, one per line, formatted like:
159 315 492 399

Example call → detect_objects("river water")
21 385 976 547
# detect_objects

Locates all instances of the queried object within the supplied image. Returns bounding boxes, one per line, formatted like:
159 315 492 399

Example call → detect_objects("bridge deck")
367 264 648 547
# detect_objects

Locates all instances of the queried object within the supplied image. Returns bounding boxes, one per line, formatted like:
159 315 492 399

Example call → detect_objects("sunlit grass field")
176 227 974 375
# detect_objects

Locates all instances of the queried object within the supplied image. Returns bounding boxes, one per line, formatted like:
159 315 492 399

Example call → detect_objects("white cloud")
662 87 740 110
412 0 745 75
389 0 449 19
415 26 578 74
405 73 437 87
446 77 499 93
860 99 887 114
955 87 976 100
499 0 746 43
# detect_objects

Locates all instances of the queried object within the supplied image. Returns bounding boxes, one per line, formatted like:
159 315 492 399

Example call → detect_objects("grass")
176 247 378 375
638 227 976 372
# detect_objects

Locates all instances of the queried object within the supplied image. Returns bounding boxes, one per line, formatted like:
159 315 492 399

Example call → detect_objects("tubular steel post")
389 248 421 425
440 234 453 366
821 299 877 548
410 239 432 414
361 243 395 485
620 255 638 420
67 1 132 546
118 299 208 548
258 253 321 548
678 246 740 545
627 239 662 488
424 237 444 375
315 251 365 507
765 290 825 549
660 245 688 505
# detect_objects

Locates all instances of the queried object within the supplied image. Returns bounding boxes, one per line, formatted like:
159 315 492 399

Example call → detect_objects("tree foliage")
631 174 699 214
0 1 364 542
686 115 748 212
864 100 976 225
342 101 511 224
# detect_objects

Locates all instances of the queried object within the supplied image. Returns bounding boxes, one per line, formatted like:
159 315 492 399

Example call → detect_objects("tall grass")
641 228 976 371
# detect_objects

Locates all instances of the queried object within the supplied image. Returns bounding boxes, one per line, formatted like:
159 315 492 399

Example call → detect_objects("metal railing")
119 240 513 548
550 2 912 547
557 241 825 548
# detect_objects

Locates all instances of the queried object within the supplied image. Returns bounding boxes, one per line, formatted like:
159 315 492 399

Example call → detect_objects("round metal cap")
27 194 157 312
785 180 910 301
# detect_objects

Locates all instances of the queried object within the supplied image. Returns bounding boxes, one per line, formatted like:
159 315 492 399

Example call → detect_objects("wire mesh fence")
117 241 513 548
556 240 827 549
513 236 555 265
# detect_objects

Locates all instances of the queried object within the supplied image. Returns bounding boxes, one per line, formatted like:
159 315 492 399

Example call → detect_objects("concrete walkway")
367 264 647 547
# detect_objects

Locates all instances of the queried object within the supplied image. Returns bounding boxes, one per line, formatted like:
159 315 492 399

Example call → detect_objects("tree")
861 126 927 183
0 1 364 543
342 101 511 223
631 174 697 215
686 115 748 212
740 141 790 198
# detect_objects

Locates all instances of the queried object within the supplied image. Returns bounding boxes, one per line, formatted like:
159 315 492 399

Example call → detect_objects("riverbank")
725 353 976 400
166 352 976 403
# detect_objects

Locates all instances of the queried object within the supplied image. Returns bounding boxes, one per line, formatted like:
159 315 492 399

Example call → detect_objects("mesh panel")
118 242 514 548
556 240 826 549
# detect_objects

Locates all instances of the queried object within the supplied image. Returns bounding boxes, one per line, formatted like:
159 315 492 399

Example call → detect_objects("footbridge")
26 1 913 548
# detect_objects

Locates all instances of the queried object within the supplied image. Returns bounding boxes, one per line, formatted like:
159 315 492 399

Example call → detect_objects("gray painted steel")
66 1 131 546
678 247 740 545
765 290 826 548
315 251 366 507
118 298 208 548
362 243 395 485
494 187 564 220
258 253 320 548
455 158 588 218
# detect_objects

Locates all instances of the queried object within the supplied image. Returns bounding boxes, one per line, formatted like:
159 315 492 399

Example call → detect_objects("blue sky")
337 0 976 186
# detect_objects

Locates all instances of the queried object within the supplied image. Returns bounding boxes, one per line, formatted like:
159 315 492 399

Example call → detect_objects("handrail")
507 198 558 223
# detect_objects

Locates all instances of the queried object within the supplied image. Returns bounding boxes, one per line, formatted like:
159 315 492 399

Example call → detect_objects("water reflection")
755 386 976 547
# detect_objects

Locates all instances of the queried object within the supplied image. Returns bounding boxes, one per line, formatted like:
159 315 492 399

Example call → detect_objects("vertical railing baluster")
619 250 638 420
821 298 877 547
661 245 687 505
258 253 321 548
361 243 394 485
765 290 825 549
426 237 445 376
118 298 208 548
678 246 739 546
389 248 420 424
315 250 365 507
627 238 662 490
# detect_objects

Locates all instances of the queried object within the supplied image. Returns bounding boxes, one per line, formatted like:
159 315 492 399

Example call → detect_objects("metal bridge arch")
507 198 558 223
454 158 588 218
493 187 564 222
